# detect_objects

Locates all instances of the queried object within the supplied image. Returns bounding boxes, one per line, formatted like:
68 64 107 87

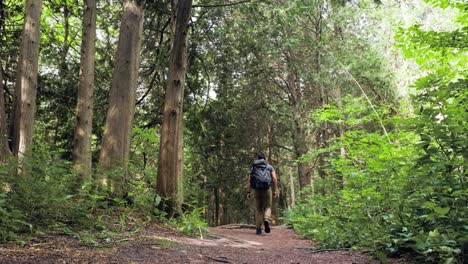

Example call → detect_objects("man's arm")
272 170 278 197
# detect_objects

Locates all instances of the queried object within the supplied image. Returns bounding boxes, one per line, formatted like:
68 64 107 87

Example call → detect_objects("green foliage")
287 95 467 262
287 107 419 252
74 208 150 247
127 126 161 214
170 207 208 238
398 3 467 261
0 140 163 244
0 193 28 242
287 3 467 261
0 145 85 241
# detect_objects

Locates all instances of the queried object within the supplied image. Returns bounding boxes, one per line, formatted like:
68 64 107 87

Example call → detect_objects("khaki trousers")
254 188 272 228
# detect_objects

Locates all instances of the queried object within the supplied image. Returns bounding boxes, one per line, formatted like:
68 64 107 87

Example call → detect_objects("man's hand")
273 189 279 198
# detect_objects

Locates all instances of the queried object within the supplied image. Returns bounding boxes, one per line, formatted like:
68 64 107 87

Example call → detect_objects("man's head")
257 152 266 160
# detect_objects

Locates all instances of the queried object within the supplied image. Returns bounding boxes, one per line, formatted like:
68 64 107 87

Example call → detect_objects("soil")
0 224 408 264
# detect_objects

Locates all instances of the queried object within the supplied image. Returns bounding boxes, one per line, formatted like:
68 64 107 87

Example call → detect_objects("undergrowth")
0 143 208 245
286 92 467 263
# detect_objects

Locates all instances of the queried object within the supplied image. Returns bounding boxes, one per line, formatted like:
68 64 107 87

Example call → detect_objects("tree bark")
336 86 346 189
288 70 311 190
0 68 11 162
12 0 43 162
60 2 70 70
209 188 216 226
294 119 310 189
288 166 295 208
72 0 97 181
217 187 226 225
156 0 192 205
99 0 144 197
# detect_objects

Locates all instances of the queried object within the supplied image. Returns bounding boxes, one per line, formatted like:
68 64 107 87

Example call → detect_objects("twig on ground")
309 248 351 253
115 238 132 243
204 256 230 263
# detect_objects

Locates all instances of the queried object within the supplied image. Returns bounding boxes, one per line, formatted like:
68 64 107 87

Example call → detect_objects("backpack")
250 159 272 190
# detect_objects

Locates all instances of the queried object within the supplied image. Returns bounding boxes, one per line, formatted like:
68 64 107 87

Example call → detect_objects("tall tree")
0 67 10 162
287 66 312 190
72 0 97 181
157 0 193 208
99 0 144 197
12 0 43 161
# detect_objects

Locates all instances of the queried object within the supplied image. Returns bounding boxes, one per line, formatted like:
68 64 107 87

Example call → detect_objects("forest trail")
0 223 406 264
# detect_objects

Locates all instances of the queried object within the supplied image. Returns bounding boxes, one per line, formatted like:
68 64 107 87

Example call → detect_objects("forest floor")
0 224 410 264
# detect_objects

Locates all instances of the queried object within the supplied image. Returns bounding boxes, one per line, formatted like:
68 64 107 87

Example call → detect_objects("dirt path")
199 224 380 264
0 224 404 263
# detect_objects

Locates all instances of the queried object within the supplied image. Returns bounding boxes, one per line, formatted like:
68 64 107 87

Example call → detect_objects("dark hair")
257 152 265 160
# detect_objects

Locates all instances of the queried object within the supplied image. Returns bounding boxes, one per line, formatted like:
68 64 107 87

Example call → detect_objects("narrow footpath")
0 224 406 263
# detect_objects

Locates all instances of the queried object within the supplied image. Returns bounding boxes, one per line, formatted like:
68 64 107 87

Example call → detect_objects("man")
247 152 278 235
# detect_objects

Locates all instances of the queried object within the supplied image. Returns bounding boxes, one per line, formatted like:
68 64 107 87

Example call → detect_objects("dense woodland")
0 0 466 263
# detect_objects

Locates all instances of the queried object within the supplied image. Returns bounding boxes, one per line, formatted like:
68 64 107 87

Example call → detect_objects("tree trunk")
317 87 329 181
156 0 192 206
73 0 97 182
218 187 226 225
288 70 310 190
336 87 346 188
294 120 310 189
209 188 216 226
99 0 144 198
12 0 43 162
0 68 11 162
288 166 295 208
60 2 70 70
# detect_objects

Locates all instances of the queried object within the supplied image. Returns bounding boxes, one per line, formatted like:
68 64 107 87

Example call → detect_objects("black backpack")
250 159 272 190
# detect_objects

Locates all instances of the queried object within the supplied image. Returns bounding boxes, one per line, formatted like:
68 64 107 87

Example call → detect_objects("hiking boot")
256 227 262 235
264 220 270 233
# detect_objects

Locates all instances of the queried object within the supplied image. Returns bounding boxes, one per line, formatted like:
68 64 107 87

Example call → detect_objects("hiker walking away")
247 152 278 235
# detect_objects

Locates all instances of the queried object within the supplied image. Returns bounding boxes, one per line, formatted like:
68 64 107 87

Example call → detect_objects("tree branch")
193 0 252 8
272 144 294 153
325 49 391 143
136 71 158 106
